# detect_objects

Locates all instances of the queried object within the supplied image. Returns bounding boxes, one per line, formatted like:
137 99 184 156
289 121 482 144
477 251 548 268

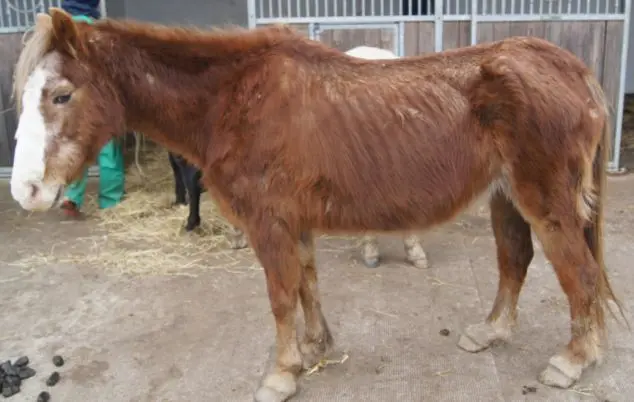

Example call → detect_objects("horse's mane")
12 15 55 114
95 19 300 61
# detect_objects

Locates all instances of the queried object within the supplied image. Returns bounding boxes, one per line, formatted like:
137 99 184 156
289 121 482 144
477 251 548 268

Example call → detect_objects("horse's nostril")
29 183 39 198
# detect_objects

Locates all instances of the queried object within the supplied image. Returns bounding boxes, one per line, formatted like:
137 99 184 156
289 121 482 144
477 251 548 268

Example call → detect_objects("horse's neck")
91 22 293 165
93 29 229 166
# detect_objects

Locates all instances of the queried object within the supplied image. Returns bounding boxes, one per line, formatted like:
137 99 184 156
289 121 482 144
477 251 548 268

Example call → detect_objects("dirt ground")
1 173 633 402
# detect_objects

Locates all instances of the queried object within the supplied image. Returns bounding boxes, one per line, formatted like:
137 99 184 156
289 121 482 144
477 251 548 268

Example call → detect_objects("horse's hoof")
184 218 201 232
228 237 248 249
538 354 583 389
457 322 506 353
409 257 429 269
253 372 297 402
363 258 380 268
457 333 489 353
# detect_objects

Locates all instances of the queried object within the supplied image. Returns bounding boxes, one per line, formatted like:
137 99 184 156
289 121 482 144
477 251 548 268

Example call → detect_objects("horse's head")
11 8 125 211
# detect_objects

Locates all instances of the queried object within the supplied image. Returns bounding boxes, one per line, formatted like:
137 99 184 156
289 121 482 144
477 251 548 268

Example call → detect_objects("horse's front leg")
297 231 333 368
248 216 303 402
361 234 380 268
403 233 429 269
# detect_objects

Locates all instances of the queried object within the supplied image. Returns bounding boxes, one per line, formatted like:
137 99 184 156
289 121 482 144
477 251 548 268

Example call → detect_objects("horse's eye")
52 94 72 105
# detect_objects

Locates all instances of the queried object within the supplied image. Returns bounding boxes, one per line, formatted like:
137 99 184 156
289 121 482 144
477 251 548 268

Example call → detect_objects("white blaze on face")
10 65 63 211
345 46 399 60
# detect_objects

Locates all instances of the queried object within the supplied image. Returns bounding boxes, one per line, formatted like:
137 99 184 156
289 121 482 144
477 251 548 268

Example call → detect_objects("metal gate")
0 0 107 178
247 0 632 173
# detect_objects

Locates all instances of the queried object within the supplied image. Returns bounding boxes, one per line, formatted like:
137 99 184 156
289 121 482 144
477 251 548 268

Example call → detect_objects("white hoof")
538 354 583 389
254 372 297 402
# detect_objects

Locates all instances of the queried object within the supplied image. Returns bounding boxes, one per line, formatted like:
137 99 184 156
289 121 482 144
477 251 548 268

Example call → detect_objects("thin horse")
10 9 626 402
345 45 428 269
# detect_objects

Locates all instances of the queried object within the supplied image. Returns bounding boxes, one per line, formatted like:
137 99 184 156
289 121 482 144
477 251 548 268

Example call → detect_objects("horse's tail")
583 73 629 330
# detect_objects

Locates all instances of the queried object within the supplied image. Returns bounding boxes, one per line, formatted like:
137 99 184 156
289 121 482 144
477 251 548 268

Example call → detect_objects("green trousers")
64 139 125 209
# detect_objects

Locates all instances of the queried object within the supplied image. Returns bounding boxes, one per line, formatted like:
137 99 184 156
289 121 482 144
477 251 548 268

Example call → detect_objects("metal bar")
277 0 283 17
434 0 443 51
269 0 273 19
287 0 292 17
352 0 356 16
371 0 375 16
248 0 257 27
8 0 16 28
471 0 478 44
609 0 632 172
100 0 107 18
0 1 6 28
317 22 408 30
398 21 405 55
254 13 626 24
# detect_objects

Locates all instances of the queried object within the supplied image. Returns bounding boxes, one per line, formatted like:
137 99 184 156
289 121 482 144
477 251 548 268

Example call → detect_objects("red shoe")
60 200 82 219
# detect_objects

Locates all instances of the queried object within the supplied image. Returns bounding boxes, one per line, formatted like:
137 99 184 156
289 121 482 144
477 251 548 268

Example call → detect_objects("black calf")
168 152 204 231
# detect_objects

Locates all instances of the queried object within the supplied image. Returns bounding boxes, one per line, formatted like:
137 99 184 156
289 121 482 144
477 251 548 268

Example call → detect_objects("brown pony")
10 9 627 402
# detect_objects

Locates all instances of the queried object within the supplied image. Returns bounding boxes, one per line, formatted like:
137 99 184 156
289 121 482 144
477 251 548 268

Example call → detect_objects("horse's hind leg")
226 224 248 249
361 234 380 268
532 217 605 388
298 231 334 368
458 191 533 352
404 233 429 269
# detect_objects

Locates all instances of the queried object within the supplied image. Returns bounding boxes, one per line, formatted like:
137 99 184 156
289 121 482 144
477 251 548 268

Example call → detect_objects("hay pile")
10 144 260 277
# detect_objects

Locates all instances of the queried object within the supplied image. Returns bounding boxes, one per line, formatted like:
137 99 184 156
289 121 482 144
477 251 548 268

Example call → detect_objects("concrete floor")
1 177 633 402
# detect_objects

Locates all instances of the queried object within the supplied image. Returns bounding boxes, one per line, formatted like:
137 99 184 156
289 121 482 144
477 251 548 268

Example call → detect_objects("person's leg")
61 168 89 217
97 139 126 209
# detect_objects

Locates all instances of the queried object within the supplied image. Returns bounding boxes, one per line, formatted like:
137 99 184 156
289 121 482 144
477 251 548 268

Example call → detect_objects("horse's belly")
316 138 495 232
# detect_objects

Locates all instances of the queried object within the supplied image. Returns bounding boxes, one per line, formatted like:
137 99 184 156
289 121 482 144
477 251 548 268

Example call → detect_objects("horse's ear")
49 7 82 58
33 13 52 33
